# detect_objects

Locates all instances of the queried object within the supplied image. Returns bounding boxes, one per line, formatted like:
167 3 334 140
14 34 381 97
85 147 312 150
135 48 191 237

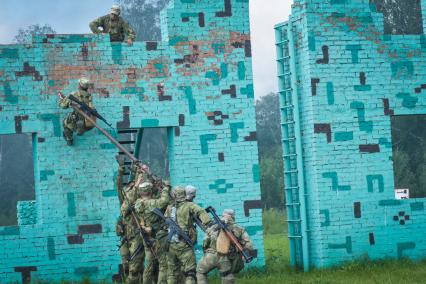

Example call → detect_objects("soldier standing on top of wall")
196 209 254 284
58 77 95 146
90 4 136 46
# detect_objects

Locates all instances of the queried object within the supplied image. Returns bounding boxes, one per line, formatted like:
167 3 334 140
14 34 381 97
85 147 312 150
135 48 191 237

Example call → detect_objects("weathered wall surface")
278 0 426 268
0 0 264 282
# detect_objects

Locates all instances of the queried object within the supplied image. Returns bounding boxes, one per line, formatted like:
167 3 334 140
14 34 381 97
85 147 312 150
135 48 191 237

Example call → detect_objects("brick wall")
0 0 264 282
279 0 426 268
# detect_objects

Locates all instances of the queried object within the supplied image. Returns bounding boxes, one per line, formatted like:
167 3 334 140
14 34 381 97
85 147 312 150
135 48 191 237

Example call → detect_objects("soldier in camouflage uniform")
165 186 211 284
196 209 254 284
58 77 95 146
90 5 136 45
116 157 147 284
134 181 171 284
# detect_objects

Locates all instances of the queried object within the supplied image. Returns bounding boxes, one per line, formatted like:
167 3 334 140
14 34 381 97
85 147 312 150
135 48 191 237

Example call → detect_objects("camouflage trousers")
167 242 196 284
196 252 234 284
120 242 130 278
143 232 168 284
126 236 145 284
62 112 93 142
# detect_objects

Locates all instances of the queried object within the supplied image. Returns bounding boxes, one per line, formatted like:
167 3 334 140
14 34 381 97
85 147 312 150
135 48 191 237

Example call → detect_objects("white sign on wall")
395 188 410 200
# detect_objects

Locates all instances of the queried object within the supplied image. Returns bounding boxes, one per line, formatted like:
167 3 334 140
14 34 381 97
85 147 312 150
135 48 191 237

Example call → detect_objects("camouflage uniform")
196 210 254 284
118 168 147 284
89 5 136 43
58 78 94 145
135 182 171 284
165 187 211 284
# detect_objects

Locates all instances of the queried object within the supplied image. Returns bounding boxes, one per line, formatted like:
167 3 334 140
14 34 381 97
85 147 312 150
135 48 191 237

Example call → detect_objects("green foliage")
115 0 170 41
391 115 426 198
14 24 56 44
256 93 285 210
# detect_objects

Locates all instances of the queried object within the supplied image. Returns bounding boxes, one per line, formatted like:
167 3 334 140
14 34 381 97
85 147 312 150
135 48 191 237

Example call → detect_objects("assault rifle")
152 208 194 247
57 92 156 258
205 206 253 263
58 92 113 128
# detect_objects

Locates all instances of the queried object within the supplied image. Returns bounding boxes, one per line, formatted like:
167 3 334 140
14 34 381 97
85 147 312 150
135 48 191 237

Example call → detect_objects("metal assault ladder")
117 129 144 186
275 21 310 271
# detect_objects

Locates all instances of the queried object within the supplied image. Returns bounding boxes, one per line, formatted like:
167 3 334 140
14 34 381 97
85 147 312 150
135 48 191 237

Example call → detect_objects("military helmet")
222 209 235 219
138 182 153 195
78 77 90 90
111 4 121 15
185 185 197 200
172 186 186 202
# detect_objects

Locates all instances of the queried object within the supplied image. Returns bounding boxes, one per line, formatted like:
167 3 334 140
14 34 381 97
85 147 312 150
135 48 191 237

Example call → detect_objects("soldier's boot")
221 271 235 284
63 128 74 146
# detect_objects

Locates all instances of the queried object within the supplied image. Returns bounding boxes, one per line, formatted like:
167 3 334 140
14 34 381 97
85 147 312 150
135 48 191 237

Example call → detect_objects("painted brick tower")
276 0 426 270
0 0 264 282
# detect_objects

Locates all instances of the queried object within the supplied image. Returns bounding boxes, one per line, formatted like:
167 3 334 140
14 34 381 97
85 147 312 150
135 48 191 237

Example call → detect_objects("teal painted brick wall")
280 0 426 268
0 0 263 282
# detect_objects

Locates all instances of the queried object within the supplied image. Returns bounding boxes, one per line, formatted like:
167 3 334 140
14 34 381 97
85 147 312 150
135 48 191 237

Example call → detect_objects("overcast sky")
0 0 292 98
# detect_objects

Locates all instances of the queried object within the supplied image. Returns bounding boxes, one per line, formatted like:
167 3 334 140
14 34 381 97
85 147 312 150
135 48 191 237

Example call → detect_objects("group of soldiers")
57 5 255 284
114 157 254 284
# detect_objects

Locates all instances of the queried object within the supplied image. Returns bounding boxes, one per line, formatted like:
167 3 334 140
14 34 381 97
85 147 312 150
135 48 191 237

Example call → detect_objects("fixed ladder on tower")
275 21 310 271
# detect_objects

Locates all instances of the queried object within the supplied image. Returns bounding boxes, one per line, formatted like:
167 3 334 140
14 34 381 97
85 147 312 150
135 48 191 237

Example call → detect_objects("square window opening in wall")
117 128 170 186
372 0 424 35
391 115 426 199
0 133 36 226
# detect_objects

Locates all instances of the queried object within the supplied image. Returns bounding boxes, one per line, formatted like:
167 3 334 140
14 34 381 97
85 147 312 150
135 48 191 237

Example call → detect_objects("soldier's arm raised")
149 185 170 210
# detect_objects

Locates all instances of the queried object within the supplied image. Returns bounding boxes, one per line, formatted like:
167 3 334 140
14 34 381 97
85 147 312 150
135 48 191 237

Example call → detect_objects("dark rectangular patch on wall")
243 200 262 217
179 114 185 126
244 40 252 57
369 233 375 245
78 224 102 234
67 234 84 244
359 144 380 153
354 202 361 218
146 42 158 51
14 115 29 133
117 106 130 128
198 13 205 27
174 127 180 137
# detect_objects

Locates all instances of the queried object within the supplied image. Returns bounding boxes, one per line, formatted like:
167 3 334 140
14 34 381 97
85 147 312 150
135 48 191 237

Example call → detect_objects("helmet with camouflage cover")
172 186 186 202
110 4 121 15
185 185 197 201
138 182 153 195
78 77 90 90
222 209 235 223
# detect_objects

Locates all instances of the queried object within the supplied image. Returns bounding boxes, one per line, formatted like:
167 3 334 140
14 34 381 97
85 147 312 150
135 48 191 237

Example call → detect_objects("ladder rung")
287 219 302 222
119 151 134 155
286 203 301 206
119 141 136 144
281 121 295 125
278 72 291 77
283 154 297 159
275 40 289 45
288 235 302 239
282 137 296 142
277 56 290 61
118 129 139 134
286 186 299 190
284 170 298 174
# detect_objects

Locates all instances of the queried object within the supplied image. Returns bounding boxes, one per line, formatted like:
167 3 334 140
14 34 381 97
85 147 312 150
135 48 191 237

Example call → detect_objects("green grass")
211 210 426 284
39 210 426 283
